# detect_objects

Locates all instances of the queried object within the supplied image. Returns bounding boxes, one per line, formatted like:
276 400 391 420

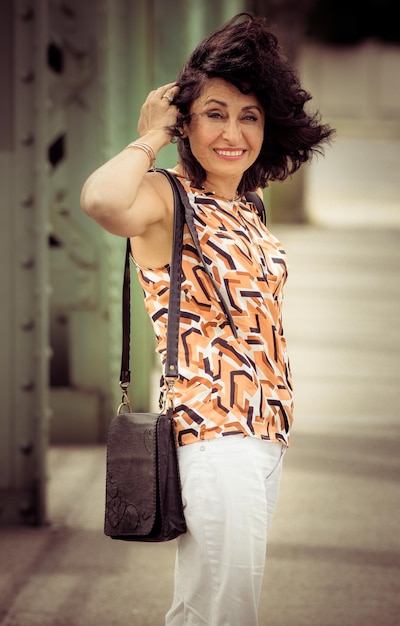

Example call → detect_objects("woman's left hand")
137 82 180 146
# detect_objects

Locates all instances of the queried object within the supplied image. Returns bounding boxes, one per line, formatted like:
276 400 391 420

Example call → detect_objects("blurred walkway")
0 225 399 626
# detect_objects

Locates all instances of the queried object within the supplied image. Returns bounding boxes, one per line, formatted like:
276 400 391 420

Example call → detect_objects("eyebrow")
204 98 263 113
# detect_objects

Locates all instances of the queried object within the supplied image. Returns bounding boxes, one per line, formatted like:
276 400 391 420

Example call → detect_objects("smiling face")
183 78 265 195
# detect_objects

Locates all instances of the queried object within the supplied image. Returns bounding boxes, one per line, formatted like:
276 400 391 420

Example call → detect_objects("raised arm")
80 82 180 239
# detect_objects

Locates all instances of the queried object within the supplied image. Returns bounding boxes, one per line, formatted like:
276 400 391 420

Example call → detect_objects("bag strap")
119 169 185 410
167 179 267 339
173 182 238 338
245 191 267 225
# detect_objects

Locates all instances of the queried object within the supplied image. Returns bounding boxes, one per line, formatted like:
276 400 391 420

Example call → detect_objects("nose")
221 119 242 144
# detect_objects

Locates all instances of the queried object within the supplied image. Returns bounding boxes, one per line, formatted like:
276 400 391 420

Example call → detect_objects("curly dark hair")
170 13 334 194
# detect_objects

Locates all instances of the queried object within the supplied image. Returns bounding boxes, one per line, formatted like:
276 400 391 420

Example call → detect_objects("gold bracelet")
126 141 156 171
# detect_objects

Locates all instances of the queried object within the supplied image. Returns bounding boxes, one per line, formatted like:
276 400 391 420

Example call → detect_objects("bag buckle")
162 377 176 413
117 382 132 414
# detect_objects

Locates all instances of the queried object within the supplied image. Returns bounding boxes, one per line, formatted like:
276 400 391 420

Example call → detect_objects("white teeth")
215 150 243 157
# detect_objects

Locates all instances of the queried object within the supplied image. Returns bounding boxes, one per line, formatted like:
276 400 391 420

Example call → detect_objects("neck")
201 186 240 202
174 165 242 201
202 176 241 202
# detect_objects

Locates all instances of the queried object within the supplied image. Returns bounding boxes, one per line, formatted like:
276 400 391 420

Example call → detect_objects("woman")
81 13 333 626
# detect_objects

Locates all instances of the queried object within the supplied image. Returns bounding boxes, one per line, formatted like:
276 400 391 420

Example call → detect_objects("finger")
162 85 180 105
146 83 176 102
162 93 175 104
156 82 177 94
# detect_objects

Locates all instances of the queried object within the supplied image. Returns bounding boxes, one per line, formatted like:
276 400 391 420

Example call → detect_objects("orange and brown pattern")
135 173 293 447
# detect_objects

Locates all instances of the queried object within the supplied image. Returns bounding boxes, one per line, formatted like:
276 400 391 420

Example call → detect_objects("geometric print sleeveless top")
135 173 294 447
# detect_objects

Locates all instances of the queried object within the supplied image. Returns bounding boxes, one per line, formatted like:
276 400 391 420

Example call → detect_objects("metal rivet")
21 133 35 146
21 257 35 269
21 318 35 331
20 442 33 455
21 195 35 207
21 380 35 392
20 7 34 21
21 70 34 83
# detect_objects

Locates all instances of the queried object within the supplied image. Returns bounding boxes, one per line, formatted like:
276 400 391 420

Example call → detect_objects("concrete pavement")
0 225 399 626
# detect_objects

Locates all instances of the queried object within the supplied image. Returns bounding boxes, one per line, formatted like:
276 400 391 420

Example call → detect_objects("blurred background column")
251 0 400 227
0 0 50 525
249 0 315 223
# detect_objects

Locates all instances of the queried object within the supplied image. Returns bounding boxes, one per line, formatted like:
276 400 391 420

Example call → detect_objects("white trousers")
165 436 285 626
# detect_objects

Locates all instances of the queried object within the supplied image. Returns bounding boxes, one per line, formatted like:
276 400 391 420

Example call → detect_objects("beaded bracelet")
126 141 156 171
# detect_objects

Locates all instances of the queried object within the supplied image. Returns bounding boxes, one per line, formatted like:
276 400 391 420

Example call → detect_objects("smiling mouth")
214 149 245 157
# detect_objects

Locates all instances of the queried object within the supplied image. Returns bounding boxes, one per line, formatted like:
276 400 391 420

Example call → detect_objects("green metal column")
44 0 116 444
32 0 51 527
0 0 50 525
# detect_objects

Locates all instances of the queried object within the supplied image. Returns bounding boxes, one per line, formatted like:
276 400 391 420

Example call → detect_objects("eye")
206 110 224 119
242 114 258 122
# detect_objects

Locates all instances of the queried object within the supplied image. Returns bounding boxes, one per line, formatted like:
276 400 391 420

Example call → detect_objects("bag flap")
104 412 158 537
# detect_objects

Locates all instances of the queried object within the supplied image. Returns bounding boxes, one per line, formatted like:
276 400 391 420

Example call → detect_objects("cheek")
250 125 264 146
187 119 219 147
249 132 264 158
187 130 214 159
